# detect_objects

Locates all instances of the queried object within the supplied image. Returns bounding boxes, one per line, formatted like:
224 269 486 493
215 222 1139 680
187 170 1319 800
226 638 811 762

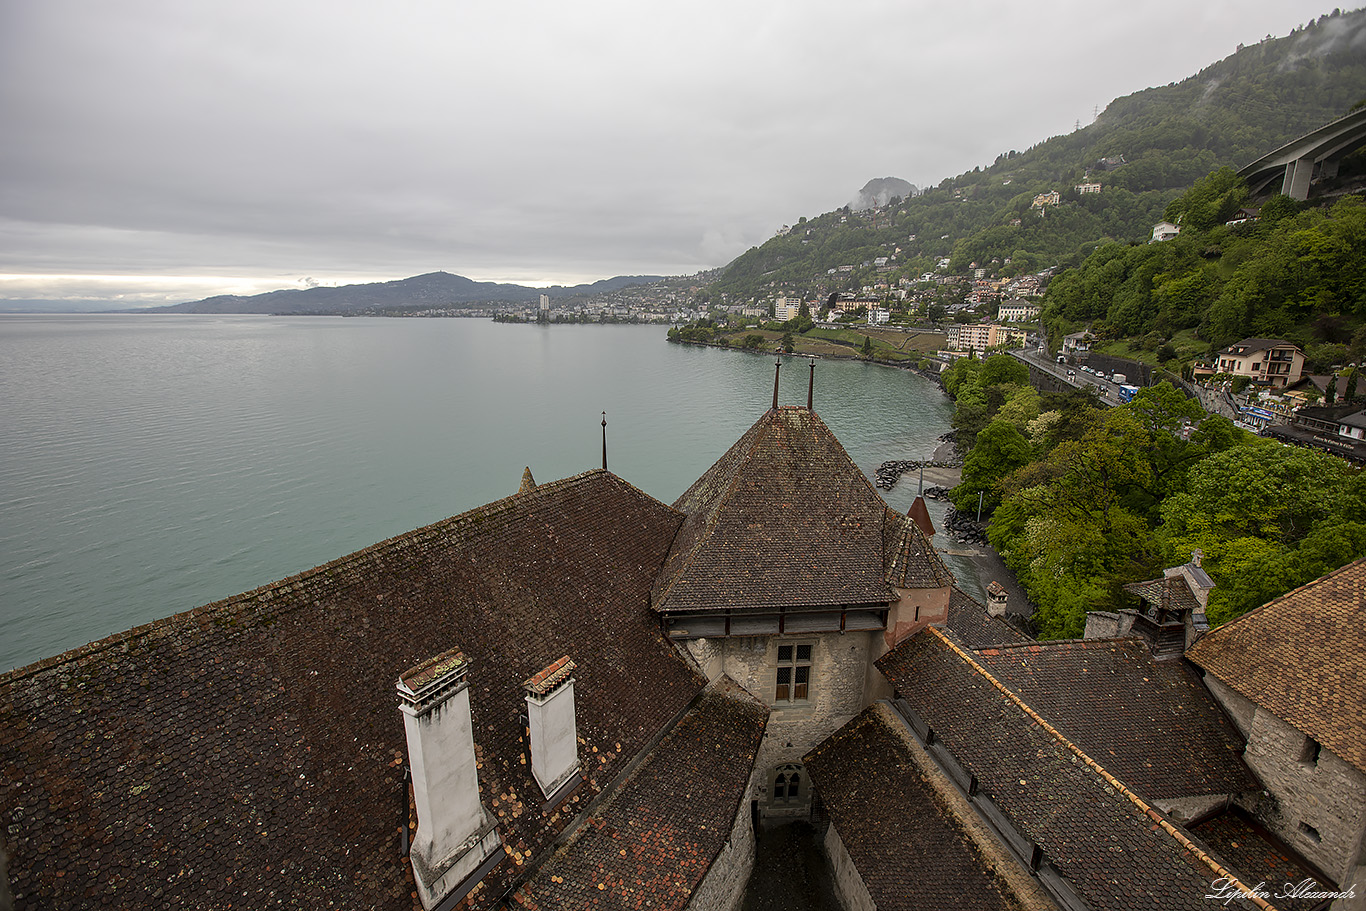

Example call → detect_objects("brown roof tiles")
511 678 767 911
805 703 1031 911
971 638 1256 801
1186 556 1366 774
945 586 1030 649
878 627 1277 911
0 469 700 910
653 407 900 614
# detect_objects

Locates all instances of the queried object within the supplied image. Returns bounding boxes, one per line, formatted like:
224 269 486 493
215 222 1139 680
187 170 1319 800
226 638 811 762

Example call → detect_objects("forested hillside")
711 9 1366 302
941 356 1366 639
1041 170 1366 370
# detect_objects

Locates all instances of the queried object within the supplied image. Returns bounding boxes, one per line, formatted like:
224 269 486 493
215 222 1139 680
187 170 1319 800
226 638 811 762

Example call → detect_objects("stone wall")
686 794 755 911
821 823 876 911
1237 706 1366 886
685 631 878 819
1203 675 1256 738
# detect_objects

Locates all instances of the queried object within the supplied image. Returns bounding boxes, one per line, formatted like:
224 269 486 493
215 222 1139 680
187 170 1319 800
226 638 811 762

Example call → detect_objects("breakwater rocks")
873 455 963 491
944 506 989 547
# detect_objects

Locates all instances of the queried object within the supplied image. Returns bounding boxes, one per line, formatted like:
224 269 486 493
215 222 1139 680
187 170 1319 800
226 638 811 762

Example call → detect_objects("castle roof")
877 628 1268 911
0 469 707 910
944 586 1030 649
652 407 943 615
970 638 1256 801
1187 555 1366 774
511 677 767 910
805 703 1032 911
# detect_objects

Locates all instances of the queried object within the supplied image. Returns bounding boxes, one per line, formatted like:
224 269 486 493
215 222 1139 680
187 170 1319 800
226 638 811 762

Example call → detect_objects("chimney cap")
524 655 576 697
397 647 469 711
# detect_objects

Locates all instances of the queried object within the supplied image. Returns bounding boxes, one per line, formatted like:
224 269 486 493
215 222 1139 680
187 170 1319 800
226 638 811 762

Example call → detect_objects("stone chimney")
986 581 1009 618
523 656 582 801
397 648 502 910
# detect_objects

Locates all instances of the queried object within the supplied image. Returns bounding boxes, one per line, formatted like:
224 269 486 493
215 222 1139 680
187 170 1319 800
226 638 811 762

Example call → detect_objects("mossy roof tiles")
0 469 701 911
511 677 767 911
1186 555 1366 774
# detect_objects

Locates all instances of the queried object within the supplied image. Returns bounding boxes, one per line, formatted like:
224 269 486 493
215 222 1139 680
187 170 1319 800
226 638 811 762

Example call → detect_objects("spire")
601 412 608 471
908 496 935 539
519 466 536 494
772 356 781 410
807 356 815 411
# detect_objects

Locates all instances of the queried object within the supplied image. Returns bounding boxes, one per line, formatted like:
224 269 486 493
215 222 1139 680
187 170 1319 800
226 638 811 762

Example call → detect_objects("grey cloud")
0 0 1338 301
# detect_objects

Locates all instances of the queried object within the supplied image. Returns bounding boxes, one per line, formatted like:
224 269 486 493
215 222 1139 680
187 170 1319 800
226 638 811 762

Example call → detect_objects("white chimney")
397 649 502 910
524 656 581 800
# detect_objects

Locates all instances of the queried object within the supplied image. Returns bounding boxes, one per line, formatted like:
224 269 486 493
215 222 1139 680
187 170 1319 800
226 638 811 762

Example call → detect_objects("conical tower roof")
653 407 949 615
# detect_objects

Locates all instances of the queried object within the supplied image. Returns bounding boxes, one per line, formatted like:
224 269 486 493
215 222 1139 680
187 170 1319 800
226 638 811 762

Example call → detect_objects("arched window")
771 763 804 804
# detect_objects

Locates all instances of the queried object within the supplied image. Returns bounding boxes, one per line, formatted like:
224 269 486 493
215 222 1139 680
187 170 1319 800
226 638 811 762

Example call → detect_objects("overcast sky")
0 1 1344 307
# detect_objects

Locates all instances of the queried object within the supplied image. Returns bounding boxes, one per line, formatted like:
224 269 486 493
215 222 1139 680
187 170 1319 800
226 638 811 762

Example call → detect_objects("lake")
0 315 958 672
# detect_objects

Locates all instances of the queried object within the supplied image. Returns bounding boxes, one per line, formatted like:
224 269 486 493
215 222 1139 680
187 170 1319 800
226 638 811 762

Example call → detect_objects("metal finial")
601 412 608 471
807 356 815 411
772 356 781 410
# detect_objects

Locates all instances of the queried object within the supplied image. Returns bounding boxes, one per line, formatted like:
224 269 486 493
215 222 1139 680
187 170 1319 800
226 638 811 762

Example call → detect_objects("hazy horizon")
1 0 1345 308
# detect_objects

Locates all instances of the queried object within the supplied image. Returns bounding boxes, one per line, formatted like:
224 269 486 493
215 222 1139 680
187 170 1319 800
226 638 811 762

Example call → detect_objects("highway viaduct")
1238 106 1366 200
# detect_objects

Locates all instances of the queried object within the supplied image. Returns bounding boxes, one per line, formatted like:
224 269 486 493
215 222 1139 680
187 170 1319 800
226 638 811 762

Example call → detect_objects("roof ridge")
0 469 648 686
924 626 1283 911
973 636 1128 654
1192 553 1366 644
652 413 774 610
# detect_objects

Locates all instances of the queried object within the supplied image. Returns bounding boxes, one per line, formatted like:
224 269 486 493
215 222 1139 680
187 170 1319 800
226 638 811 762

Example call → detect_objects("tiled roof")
1188 811 1332 911
1124 575 1202 614
0 470 701 911
945 587 1030 649
652 407 904 614
805 703 1030 911
511 678 767 911
881 504 954 590
1186 556 1366 774
971 638 1256 801
878 628 1276 911
1222 338 1296 355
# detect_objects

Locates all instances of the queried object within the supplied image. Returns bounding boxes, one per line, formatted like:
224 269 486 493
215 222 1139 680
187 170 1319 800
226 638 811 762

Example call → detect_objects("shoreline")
916 439 1037 623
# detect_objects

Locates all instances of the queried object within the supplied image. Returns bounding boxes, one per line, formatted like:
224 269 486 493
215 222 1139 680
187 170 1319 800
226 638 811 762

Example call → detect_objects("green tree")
952 420 1032 513
861 336 873 357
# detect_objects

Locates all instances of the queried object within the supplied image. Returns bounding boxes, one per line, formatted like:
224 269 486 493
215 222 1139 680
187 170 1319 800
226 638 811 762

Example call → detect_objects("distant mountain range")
154 271 665 315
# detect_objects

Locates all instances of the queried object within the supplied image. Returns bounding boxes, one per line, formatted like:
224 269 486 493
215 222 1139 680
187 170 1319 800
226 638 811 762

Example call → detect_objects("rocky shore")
882 432 1037 627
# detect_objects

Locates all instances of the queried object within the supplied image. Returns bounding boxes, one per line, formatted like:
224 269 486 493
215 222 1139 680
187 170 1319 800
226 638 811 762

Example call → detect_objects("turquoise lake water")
0 315 957 672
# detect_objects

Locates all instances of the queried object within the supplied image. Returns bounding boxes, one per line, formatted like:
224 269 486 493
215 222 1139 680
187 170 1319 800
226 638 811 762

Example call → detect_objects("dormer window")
775 642 813 703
